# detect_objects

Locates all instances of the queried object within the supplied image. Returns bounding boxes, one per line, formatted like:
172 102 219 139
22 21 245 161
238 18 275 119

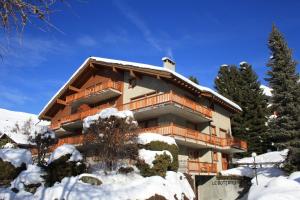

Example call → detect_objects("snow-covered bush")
0 148 32 186
45 144 86 186
138 133 179 172
82 108 138 171
137 151 172 177
10 164 44 193
29 127 58 166
142 141 179 171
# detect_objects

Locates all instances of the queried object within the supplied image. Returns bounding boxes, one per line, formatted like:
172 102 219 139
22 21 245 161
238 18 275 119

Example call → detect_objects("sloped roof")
39 57 242 119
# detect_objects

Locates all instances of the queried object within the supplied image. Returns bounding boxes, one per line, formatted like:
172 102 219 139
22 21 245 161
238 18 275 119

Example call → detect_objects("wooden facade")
39 57 247 175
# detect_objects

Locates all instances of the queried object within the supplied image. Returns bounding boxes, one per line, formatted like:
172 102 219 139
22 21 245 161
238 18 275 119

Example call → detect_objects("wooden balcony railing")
138 123 247 150
188 160 217 173
65 81 122 104
120 91 212 118
51 91 212 130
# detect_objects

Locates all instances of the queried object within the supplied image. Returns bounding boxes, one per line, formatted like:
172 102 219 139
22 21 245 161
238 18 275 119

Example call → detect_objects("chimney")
162 57 175 71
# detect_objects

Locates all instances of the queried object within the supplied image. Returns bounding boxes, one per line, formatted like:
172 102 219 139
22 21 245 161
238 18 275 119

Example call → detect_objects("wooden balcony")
120 91 212 118
188 160 217 174
51 91 212 130
138 123 247 151
65 81 122 104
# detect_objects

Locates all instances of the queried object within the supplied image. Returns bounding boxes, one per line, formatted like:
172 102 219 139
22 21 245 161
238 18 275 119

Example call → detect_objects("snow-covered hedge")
83 108 137 131
10 164 44 193
138 133 179 172
48 144 83 164
0 148 32 168
138 133 177 146
45 144 86 186
0 148 32 186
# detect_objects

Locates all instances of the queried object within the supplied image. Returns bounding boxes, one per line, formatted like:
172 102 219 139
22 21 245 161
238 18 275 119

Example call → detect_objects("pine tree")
215 65 245 140
188 76 199 84
215 63 269 155
266 25 300 172
239 62 269 154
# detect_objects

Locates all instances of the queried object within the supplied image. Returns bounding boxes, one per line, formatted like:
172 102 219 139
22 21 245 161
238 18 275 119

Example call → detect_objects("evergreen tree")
239 62 269 154
188 76 199 84
266 25 300 172
215 65 244 140
215 63 269 155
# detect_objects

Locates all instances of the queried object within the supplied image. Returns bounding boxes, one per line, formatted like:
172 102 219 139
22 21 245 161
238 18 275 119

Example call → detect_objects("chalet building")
38 57 247 176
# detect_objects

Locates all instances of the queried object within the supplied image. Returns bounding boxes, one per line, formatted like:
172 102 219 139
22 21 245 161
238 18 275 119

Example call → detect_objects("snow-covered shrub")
137 152 172 177
29 127 58 166
10 164 44 193
142 141 179 171
0 148 32 186
82 108 138 171
45 144 86 186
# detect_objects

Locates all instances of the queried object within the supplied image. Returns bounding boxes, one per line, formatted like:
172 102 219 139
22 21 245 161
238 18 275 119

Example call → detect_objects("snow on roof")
260 85 273 97
0 148 32 167
138 133 177 146
39 57 242 118
236 149 288 165
48 144 83 164
0 108 50 145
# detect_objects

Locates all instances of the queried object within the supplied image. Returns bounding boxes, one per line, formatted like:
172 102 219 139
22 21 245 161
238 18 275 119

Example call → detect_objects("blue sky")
0 0 300 114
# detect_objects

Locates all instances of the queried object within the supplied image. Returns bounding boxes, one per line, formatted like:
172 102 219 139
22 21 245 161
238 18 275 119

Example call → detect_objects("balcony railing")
65 81 122 104
138 123 247 150
51 91 212 130
187 160 217 173
120 91 212 118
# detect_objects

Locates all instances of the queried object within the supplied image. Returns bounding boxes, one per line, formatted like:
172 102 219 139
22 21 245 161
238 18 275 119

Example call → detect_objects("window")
213 152 218 161
128 78 137 88
139 118 158 128
130 91 157 101
188 150 199 160
210 125 217 136
219 128 229 138
187 121 197 130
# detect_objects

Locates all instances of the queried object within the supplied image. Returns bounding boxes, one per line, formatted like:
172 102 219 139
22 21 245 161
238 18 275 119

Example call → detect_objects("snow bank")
11 165 44 191
288 172 300 183
220 166 284 178
236 149 288 167
138 149 173 167
48 144 82 164
0 148 32 167
248 175 300 200
138 133 177 145
83 108 136 130
33 171 195 200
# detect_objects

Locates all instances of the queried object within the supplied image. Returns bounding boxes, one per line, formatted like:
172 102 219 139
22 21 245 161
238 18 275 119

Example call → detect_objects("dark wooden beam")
43 115 52 120
56 99 67 106
69 85 80 92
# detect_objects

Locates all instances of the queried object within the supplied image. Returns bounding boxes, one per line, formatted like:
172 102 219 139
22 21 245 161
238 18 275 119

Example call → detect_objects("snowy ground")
0 130 195 200
221 149 300 200
0 108 49 145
